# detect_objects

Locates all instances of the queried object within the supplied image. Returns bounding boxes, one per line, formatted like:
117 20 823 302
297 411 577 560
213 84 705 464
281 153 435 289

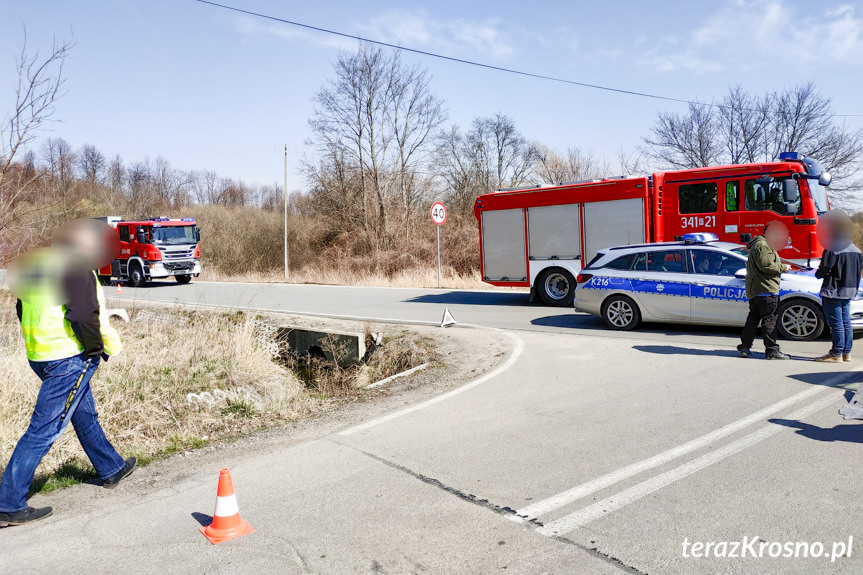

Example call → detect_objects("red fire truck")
97 216 202 287
474 152 833 306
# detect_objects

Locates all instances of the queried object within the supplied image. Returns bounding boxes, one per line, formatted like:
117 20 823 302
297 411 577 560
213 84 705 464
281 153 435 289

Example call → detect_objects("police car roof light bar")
682 232 719 244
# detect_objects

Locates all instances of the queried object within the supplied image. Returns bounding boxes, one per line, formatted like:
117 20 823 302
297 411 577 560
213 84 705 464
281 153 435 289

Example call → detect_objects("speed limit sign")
430 202 447 225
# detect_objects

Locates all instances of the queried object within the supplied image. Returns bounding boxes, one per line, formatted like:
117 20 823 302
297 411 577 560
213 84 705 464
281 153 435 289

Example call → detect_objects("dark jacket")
816 243 863 300
16 268 104 356
745 235 786 299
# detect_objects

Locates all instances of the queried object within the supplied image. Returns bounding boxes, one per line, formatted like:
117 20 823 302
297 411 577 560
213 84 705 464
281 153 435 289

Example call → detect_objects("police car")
574 233 863 341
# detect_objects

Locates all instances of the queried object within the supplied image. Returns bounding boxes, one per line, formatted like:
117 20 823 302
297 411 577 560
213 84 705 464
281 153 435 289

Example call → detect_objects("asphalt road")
2 277 862 574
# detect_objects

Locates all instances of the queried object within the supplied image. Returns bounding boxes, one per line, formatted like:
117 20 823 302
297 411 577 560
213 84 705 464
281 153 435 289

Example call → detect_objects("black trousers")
741 295 780 354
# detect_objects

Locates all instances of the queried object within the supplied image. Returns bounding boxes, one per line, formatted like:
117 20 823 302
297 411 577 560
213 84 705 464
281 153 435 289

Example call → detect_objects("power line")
194 0 863 118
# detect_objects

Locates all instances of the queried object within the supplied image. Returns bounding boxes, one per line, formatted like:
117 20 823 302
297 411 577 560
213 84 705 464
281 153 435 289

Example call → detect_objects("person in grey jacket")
814 212 863 362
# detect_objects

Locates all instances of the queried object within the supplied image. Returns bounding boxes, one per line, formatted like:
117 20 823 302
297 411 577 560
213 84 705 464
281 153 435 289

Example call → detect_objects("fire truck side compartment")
582 198 647 264
481 208 527 282
527 204 581 260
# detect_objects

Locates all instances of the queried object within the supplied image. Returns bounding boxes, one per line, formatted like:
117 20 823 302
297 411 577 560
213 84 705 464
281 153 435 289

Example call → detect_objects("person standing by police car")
0 220 136 527
738 221 791 360
814 211 862 363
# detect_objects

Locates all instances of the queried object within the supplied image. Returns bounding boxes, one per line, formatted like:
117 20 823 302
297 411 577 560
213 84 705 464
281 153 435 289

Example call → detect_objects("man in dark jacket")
738 222 791 360
814 212 863 362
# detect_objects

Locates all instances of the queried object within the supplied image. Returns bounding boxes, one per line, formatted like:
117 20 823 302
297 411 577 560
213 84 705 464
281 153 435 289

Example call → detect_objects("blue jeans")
822 298 853 357
0 353 125 512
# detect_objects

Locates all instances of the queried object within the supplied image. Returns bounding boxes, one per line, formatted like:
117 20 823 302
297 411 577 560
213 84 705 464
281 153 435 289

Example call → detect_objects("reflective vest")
20 270 123 362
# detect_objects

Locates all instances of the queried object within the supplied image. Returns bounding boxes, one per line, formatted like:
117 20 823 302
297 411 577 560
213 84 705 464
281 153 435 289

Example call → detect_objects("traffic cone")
199 468 255 544
115 282 122 294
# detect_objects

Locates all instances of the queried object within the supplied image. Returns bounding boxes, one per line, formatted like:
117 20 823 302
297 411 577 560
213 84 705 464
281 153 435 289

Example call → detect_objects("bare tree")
534 144 612 185
42 137 76 191
642 100 721 169
641 83 863 202
78 143 106 184
307 44 445 244
189 169 219 204
0 31 73 254
436 114 537 217
108 154 125 194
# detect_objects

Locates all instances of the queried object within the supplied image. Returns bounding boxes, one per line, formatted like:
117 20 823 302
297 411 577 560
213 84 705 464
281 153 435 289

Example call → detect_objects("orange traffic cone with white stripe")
199 468 255 544
115 282 122 294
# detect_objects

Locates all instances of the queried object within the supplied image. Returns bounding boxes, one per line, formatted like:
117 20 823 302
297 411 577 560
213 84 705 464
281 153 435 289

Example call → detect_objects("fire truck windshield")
806 179 829 213
152 225 196 245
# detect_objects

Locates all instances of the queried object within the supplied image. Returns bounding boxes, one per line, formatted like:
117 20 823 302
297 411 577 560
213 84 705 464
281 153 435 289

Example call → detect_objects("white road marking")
365 363 430 389
536 390 845 537
514 374 853 523
339 330 525 436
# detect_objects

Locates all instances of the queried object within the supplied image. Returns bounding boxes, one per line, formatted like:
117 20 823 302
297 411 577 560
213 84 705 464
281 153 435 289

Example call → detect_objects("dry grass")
0 291 436 490
200 265 491 290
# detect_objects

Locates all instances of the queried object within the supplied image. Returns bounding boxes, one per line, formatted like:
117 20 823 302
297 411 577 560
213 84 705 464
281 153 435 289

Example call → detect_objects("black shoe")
103 457 137 489
737 345 751 358
766 351 789 360
0 506 53 527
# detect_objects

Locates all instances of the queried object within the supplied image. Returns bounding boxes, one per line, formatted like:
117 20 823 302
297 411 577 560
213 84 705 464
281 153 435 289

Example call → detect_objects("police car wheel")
777 299 824 341
602 295 641 331
175 275 192 285
537 268 576 307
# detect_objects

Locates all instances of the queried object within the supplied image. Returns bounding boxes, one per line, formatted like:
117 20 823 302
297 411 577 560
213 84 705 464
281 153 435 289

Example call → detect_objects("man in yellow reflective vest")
0 220 135 527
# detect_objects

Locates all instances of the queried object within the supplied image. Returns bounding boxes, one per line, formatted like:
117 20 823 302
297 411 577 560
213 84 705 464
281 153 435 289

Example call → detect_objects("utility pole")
284 144 290 280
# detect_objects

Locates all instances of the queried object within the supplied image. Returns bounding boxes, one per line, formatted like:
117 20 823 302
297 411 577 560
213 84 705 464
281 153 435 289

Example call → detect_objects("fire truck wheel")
777 298 824 341
128 263 147 288
175 275 192 285
601 295 641 331
536 268 576 307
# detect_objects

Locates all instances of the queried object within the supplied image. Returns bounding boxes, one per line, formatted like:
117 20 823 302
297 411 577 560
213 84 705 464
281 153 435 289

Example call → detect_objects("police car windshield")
730 247 807 271
152 226 195 245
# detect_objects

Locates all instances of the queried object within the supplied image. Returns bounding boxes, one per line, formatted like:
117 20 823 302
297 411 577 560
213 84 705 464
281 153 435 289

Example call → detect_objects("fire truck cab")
97 216 202 287
474 152 831 306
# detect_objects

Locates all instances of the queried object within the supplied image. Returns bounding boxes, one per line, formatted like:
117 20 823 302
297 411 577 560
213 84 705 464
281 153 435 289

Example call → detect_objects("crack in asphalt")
336 441 647 574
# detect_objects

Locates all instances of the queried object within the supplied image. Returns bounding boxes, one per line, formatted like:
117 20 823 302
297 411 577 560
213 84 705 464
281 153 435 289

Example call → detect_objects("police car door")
688 249 749 324
629 249 691 321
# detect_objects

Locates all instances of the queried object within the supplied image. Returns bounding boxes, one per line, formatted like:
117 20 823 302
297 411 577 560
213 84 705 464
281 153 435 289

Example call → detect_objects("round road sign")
430 202 447 225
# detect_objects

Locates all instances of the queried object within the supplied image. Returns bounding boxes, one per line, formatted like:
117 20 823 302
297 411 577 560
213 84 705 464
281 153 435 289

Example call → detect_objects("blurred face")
816 211 853 252
51 219 119 269
764 221 789 252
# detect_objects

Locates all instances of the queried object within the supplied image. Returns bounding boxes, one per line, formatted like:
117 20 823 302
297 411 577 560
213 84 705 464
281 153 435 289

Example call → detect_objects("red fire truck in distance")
474 152 833 306
97 216 202 287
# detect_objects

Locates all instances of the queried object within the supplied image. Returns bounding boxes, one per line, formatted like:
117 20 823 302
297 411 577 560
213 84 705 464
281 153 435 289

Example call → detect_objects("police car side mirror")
734 269 747 279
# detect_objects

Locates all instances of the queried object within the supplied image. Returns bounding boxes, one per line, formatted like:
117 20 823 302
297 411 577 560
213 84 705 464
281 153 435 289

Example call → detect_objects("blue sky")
2 0 862 192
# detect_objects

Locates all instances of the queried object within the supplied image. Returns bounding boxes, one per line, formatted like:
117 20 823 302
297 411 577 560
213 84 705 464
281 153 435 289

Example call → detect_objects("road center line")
516 371 856 522
537 390 846 537
339 329 525 436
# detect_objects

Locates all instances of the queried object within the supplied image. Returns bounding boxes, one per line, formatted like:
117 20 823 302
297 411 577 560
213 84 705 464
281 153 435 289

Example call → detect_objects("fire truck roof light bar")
778 151 804 161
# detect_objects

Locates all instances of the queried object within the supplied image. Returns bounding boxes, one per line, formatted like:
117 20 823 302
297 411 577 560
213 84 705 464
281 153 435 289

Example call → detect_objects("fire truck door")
721 180 742 244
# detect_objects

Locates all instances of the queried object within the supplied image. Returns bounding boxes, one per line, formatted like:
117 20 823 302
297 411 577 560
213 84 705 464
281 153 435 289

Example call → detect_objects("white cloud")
637 0 863 74
232 9 516 60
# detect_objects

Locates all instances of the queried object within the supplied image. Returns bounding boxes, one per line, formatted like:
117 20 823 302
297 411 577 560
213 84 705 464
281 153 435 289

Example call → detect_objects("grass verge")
0 292 437 494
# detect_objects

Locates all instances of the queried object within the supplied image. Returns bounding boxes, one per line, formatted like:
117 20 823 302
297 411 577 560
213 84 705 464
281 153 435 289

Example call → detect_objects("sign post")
430 202 446 288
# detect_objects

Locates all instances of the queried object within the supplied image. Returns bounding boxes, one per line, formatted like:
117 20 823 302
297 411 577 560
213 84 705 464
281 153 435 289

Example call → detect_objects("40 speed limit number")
681 215 716 229
430 202 446 225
